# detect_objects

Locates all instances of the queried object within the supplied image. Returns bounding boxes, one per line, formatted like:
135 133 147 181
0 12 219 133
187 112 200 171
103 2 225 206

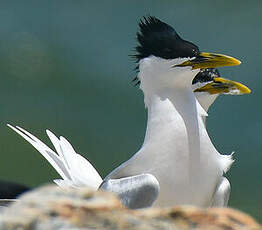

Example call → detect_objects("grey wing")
99 173 159 209
211 177 231 207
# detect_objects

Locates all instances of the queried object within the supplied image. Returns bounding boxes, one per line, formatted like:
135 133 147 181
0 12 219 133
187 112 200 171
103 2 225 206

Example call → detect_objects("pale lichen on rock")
0 185 260 230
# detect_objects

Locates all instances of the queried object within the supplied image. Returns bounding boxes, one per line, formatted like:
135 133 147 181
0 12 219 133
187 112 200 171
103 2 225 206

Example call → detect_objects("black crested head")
135 16 200 61
192 68 220 85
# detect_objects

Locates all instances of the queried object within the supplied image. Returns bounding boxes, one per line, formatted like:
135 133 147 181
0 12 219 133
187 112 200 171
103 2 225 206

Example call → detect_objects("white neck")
194 92 218 124
195 92 218 112
138 57 203 186
143 87 203 184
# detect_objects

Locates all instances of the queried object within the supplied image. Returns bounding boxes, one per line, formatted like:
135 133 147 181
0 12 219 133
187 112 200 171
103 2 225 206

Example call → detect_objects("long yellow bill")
175 52 241 69
194 77 251 95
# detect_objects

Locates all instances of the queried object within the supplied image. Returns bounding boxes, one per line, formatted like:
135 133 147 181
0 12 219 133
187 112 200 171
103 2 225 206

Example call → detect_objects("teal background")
0 0 261 221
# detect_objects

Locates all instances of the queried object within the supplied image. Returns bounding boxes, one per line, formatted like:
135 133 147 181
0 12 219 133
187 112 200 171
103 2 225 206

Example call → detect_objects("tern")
8 16 247 209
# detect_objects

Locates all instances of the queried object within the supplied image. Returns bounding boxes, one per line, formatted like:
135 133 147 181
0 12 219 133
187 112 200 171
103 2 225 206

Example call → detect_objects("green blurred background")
0 0 261 220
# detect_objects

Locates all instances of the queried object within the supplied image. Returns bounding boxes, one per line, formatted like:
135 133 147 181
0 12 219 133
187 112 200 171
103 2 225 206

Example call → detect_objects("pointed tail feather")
7 124 103 189
7 124 70 180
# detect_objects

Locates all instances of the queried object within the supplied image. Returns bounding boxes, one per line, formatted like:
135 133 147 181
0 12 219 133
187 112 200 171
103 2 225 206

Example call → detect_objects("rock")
0 185 260 230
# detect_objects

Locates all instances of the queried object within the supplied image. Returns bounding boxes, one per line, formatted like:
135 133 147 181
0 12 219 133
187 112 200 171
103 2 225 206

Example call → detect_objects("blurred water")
0 0 261 220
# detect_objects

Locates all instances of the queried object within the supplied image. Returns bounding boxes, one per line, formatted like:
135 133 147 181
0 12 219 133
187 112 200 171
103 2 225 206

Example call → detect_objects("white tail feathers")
7 124 103 189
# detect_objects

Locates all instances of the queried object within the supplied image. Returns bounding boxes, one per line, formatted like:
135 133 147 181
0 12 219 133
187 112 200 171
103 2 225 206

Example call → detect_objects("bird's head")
135 16 241 93
192 68 251 111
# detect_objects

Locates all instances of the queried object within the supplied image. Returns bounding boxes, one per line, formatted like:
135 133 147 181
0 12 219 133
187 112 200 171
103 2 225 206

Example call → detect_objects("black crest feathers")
135 16 200 61
192 68 220 85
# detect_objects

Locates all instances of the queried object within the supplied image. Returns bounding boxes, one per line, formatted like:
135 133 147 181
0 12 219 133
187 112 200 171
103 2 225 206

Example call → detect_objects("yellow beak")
194 77 251 95
175 52 241 69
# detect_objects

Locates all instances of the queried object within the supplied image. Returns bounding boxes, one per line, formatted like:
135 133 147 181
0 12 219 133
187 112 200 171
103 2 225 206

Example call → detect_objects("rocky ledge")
0 185 260 230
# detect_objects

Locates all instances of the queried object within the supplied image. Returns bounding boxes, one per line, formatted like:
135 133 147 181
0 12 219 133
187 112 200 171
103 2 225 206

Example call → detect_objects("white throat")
195 92 219 112
138 56 199 106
